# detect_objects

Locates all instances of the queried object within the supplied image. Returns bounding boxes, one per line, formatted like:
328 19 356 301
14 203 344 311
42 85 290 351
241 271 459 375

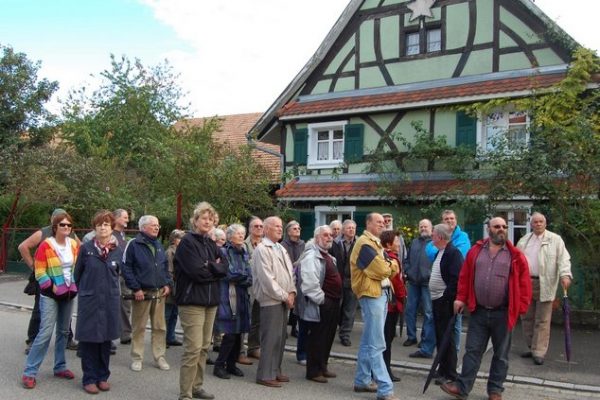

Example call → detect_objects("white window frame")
307 120 347 169
426 28 442 52
476 110 530 152
482 203 532 243
314 205 356 227
405 32 420 55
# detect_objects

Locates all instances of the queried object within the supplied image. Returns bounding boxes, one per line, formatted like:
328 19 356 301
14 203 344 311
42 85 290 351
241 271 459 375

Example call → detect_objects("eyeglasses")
149 224 161 229
492 224 508 229
58 223 72 228
252 225 263 229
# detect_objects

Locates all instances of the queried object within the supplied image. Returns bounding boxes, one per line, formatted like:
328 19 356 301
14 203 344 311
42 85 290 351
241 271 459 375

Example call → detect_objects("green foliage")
0 44 58 148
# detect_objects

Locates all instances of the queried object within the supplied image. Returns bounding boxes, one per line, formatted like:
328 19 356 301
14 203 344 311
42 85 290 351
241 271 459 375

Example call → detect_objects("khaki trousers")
178 305 217 400
521 279 553 358
130 289 166 362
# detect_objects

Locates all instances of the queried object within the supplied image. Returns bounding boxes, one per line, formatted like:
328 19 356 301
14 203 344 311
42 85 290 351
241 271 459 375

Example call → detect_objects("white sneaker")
156 357 170 371
130 360 142 372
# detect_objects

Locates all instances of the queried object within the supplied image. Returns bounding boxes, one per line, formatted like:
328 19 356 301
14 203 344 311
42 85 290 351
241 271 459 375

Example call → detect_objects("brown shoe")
276 374 290 382
323 370 337 378
83 383 99 394
97 381 110 391
309 375 328 383
441 382 466 399
237 355 253 365
256 379 282 388
248 349 261 359
354 383 377 393
488 392 502 400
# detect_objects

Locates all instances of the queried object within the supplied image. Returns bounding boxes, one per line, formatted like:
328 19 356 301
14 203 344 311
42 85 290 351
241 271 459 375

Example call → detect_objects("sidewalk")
1 272 598 394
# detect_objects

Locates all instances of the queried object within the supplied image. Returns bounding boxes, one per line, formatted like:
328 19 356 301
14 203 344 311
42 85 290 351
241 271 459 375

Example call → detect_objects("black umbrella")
562 288 572 363
423 313 457 394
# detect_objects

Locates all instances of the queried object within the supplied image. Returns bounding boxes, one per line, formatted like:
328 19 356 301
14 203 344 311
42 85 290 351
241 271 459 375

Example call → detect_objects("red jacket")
456 238 531 331
385 250 406 313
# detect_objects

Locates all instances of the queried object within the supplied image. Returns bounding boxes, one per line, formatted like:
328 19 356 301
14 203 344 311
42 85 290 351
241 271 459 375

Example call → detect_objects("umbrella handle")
563 287 568 297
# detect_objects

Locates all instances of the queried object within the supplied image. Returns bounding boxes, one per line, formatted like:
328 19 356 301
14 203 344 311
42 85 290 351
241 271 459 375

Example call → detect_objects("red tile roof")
279 73 566 117
276 177 489 199
176 113 280 182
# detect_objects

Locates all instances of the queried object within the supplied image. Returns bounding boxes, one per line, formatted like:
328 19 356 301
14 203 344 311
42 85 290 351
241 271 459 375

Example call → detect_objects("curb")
4 300 599 395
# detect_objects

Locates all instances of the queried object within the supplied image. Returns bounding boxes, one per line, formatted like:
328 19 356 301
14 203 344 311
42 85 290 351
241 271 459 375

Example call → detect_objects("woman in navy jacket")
74 210 122 394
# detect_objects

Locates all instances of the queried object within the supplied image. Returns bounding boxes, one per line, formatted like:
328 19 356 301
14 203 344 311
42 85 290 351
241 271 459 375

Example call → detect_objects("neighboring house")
249 0 596 240
179 112 281 183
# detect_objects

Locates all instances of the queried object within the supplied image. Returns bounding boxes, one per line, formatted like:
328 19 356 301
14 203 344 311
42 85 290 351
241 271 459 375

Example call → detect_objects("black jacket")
437 243 464 300
174 231 228 306
329 236 355 288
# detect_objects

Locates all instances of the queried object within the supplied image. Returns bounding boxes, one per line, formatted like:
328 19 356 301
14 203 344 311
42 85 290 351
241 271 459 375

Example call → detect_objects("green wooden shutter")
344 123 364 163
456 111 477 148
293 128 308 165
353 211 369 237
298 211 315 242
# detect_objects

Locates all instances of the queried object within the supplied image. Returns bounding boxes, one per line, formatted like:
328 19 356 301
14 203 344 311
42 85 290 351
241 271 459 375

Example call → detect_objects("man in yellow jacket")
350 213 399 400
517 212 572 365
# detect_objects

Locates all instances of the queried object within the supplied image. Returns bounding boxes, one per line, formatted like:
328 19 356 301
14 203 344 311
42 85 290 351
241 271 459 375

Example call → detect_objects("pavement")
1 272 599 399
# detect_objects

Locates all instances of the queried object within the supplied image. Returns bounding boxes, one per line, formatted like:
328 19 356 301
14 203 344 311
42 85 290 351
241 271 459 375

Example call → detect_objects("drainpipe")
247 137 285 190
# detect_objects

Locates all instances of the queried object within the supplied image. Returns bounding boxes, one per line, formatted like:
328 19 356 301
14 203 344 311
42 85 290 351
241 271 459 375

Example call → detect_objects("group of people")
17 204 573 400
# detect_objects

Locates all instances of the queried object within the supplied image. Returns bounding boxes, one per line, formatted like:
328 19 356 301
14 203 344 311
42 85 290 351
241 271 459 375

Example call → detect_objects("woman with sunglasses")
22 211 79 389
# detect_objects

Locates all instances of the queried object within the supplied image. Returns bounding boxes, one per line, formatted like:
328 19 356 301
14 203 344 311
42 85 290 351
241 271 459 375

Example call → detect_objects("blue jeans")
355 294 393 397
404 283 436 355
296 319 307 362
457 307 511 396
24 295 73 377
165 303 179 343
454 313 463 352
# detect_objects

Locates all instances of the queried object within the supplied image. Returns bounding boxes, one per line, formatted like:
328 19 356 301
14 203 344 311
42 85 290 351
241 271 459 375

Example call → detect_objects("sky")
1 0 599 118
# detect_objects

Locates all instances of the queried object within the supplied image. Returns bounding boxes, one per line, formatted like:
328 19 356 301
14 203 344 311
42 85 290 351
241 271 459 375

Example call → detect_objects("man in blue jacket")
122 215 172 373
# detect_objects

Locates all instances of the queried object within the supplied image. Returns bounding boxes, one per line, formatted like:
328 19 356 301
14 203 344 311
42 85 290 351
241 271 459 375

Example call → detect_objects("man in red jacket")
441 217 531 400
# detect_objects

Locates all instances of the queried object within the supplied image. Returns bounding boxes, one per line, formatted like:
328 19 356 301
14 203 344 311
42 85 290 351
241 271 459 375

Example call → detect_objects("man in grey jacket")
403 219 436 359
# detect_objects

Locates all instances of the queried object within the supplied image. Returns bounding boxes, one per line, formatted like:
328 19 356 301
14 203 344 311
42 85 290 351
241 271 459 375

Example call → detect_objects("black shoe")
409 350 432 359
67 340 78 351
521 351 533 358
212 345 220 352
227 366 244 377
24 343 32 355
207 357 215 365
213 366 230 379
390 374 401 382
291 326 298 338
167 340 183 347
340 338 351 347
110 342 117 355
533 356 544 365
403 338 417 347
120 338 131 345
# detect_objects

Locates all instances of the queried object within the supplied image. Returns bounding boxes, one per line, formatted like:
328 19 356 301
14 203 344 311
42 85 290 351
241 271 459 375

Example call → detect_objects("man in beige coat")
517 212 572 365
251 216 296 387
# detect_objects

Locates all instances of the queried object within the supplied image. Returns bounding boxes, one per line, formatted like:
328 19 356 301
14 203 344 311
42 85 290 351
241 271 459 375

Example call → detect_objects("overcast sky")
1 0 598 118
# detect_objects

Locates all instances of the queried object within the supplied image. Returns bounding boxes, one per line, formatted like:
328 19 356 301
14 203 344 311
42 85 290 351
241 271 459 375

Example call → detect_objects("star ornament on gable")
407 0 436 21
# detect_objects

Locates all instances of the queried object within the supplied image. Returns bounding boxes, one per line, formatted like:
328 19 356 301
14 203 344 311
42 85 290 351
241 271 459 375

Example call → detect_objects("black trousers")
215 333 241 370
383 311 400 377
27 285 41 344
432 297 458 381
305 297 340 379
79 341 111 385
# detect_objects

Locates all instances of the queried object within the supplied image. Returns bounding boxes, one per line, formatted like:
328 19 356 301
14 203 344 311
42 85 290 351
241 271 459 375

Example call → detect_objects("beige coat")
517 230 571 302
251 238 296 307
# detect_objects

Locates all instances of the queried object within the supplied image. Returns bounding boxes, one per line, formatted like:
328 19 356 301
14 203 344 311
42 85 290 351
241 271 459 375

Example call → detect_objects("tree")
0 44 58 148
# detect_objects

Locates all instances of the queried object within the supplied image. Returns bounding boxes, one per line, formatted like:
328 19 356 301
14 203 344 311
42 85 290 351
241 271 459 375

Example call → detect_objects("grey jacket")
404 235 433 285
294 241 331 322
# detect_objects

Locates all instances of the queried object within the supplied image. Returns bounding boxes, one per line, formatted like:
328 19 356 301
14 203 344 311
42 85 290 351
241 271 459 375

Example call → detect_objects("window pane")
333 129 343 140
427 29 441 52
513 210 528 225
406 32 420 55
333 141 343 160
317 130 329 141
318 142 329 160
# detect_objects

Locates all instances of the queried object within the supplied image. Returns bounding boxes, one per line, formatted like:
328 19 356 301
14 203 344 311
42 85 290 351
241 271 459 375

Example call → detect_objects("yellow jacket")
350 231 398 299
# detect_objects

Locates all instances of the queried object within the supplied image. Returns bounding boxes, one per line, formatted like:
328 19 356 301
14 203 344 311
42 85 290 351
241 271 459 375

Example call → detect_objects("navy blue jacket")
404 236 433 285
437 243 464 301
122 232 172 291
74 240 122 342
174 231 228 306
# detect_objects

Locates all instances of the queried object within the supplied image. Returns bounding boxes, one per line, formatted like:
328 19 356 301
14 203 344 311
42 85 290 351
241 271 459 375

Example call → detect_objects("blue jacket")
426 225 471 261
74 240 122 342
404 235 432 285
122 232 171 291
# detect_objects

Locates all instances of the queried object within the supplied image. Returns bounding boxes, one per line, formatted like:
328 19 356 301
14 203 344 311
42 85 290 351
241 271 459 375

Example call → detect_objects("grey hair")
226 224 246 241
530 211 546 222
168 229 186 245
342 219 356 228
433 223 451 241
263 216 282 230
313 225 332 239
113 209 127 219
329 219 342 229
138 215 157 230
441 209 456 218
212 227 226 240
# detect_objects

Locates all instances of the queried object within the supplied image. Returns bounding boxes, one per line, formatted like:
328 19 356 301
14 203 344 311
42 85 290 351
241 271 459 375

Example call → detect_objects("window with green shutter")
455 111 477 149
293 128 308 165
344 123 364 163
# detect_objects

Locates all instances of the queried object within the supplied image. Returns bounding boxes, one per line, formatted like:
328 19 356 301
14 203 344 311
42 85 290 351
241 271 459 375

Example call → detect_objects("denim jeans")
296 319 307 362
24 295 73 377
404 283 436 355
165 303 179 343
457 307 511 396
354 294 394 398
454 313 463 352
